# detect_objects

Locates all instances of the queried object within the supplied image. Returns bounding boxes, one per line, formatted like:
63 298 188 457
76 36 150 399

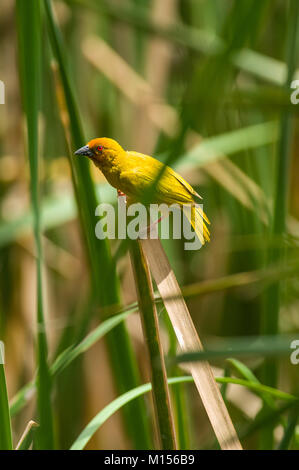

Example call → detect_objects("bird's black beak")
74 145 94 158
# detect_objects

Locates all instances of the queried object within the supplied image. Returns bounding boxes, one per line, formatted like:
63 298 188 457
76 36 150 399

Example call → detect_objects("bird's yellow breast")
95 149 199 205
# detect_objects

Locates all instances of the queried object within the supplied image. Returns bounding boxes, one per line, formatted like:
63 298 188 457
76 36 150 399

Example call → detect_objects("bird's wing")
120 151 201 204
167 166 202 200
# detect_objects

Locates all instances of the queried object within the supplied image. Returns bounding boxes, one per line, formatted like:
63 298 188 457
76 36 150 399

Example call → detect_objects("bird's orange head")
74 138 124 164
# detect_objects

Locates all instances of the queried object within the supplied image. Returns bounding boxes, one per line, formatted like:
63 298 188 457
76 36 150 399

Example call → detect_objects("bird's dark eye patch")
96 145 103 153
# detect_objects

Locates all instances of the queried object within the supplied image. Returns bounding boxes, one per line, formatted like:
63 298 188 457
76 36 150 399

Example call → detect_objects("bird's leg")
117 189 126 198
146 216 164 233
138 215 166 238
117 189 127 207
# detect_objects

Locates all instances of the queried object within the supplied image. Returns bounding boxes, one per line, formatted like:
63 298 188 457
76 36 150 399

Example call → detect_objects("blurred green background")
0 0 298 450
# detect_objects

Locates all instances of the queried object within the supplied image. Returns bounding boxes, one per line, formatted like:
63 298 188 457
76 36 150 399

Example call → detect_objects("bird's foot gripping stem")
117 189 127 206
117 189 126 198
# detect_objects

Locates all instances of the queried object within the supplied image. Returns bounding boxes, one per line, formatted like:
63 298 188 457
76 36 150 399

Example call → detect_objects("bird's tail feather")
183 204 210 246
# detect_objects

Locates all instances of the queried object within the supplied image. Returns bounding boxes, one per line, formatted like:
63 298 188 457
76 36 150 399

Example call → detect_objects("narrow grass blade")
0 364 13 450
215 378 297 403
141 234 242 450
220 367 230 402
227 358 265 384
226 358 276 409
51 310 133 377
70 376 193 451
16 0 54 449
179 121 278 169
10 308 135 417
130 240 177 449
16 421 39 450
182 258 299 299
174 335 294 362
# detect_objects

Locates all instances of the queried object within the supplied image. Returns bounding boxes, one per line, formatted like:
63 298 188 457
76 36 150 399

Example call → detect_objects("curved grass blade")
70 374 297 451
10 308 135 417
70 376 193 451
51 310 133 377
216 378 297 403
226 358 276 410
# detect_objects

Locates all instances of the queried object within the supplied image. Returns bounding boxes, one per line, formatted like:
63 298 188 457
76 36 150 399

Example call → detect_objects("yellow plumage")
75 138 210 245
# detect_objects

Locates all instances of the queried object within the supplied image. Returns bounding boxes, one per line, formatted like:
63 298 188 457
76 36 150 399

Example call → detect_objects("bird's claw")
117 189 126 197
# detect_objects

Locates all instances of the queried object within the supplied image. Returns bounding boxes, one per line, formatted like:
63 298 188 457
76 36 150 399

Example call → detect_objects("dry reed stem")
140 230 242 450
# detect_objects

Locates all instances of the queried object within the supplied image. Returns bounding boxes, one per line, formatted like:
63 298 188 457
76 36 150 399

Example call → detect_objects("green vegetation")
0 0 298 450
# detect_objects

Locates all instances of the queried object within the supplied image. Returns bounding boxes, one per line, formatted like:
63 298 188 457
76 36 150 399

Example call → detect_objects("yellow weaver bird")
75 138 210 245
